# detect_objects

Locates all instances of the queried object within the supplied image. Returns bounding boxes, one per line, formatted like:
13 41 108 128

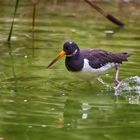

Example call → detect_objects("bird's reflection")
63 76 140 129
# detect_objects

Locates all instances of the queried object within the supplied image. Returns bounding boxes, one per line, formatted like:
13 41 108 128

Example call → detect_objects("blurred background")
0 0 140 140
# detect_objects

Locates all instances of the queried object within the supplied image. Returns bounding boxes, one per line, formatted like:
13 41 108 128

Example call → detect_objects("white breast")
76 59 115 80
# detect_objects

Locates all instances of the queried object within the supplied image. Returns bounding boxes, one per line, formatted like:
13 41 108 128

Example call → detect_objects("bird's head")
63 41 79 56
47 41 79 68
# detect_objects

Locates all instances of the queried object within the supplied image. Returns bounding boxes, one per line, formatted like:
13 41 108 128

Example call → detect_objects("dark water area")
0 1 140 140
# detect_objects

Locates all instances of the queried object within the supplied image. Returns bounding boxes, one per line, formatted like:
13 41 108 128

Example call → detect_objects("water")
0 1 140 140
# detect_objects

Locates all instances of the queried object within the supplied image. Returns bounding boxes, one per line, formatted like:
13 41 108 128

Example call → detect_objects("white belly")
75 59 115 80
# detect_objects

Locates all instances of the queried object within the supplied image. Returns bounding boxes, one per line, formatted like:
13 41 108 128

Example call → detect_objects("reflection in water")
81 102 91 120
0 1 140 140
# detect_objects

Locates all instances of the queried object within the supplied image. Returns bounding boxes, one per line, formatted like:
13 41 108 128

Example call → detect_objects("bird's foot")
114 79 122 87
114 80 122 96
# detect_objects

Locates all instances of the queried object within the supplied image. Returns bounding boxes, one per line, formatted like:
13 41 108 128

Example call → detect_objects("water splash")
114 76 140 104
98 76 140 104
115 76 140 95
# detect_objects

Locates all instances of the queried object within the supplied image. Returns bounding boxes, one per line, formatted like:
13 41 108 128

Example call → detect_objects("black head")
63 41 79 56
47 41 80 68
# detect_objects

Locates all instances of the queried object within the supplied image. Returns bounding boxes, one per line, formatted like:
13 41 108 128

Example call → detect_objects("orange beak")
47 51 66 68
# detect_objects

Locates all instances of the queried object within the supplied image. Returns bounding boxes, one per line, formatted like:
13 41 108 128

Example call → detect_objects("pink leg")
114 64 121 86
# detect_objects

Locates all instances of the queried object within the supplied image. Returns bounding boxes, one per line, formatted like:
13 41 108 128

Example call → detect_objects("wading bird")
47 41 130 86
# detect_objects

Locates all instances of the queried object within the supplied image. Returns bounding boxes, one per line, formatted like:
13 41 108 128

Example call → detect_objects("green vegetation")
0 1 140 140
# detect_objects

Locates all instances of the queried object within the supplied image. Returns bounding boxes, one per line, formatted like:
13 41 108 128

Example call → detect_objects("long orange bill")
84 0 124 27
47 51 66 68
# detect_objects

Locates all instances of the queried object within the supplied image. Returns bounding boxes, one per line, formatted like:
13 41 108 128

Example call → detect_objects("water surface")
0 1 140 140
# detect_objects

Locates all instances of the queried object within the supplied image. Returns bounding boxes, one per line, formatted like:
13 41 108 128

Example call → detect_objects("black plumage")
81 49 130 69
65 48 130 72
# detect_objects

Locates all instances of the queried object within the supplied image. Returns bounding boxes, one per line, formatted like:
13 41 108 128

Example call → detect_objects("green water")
0 1 140 140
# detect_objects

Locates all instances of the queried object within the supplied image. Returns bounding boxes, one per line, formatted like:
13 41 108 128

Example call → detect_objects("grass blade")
32 3 37 33
8 0 20 42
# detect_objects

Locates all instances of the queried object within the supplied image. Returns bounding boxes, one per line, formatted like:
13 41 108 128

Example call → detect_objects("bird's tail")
121 52 131 60
116 52 131 63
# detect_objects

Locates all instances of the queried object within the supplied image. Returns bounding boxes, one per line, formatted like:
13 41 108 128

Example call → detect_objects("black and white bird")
47 41 130 86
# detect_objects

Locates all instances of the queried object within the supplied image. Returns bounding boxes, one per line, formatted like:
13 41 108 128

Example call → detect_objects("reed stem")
8 0 19 42
84 0 124 27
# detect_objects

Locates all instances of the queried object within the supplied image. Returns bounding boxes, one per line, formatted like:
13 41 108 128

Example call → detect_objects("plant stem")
8 0 20 42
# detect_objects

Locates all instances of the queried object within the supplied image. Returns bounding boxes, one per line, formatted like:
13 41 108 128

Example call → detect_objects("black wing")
81 49 130 69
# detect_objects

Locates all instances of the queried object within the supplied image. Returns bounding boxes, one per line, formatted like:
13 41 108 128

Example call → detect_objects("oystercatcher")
47 41 130 86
